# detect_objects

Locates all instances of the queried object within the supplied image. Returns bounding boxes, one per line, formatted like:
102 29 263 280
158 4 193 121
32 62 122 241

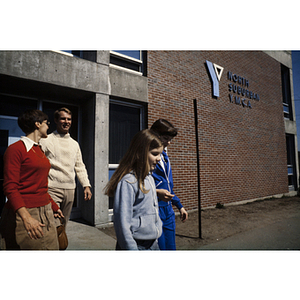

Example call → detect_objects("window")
109 102 143 164
108 99 145 210
59 51 96 62
281 64 293 120
286 134 298 191
0 94 37 118
113 51 142 60
110 51 147 75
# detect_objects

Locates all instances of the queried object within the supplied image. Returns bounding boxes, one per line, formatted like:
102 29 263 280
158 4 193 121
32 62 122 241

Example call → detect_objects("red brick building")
147 51 296 210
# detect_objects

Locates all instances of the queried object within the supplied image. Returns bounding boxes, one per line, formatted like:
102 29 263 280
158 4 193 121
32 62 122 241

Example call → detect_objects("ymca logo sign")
206 60 260 109
206 60 224 98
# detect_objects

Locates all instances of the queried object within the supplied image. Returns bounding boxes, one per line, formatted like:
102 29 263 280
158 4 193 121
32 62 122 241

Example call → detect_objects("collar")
21 136 39 152
53 130 70 138
161 150 168 161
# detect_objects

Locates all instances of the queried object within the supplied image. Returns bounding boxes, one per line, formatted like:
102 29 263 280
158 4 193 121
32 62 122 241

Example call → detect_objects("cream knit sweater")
40 131 91 189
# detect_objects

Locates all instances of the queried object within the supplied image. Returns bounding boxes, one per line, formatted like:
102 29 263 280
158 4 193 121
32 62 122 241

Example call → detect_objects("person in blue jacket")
150 119 188 250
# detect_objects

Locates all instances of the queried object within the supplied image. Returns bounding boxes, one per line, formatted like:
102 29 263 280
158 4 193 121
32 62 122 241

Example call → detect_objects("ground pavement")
66 211 300 250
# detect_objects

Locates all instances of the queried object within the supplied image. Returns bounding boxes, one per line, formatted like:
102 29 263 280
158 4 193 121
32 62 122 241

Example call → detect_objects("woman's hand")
53 209 64 219
156 189 174 202
16 207 45 239
179 207 188 222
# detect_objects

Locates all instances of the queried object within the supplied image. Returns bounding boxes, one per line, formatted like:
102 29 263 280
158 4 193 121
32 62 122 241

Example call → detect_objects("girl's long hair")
104 129 162 197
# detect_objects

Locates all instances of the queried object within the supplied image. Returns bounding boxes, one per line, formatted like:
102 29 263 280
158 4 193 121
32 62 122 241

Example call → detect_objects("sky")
292 51 300 150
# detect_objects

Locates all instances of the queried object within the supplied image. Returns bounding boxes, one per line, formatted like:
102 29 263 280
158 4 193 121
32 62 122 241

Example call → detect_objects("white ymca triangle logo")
213 63 224 81
206 60 224 98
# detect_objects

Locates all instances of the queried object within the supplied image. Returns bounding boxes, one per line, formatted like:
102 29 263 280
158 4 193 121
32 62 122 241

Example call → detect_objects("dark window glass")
281 65 292 120
286 134 297 191
109 103 141 164
0 94 37 117
62 51 96 62
110 51 147 75
108 101 144 209
113 51 141 60
110 55 141 72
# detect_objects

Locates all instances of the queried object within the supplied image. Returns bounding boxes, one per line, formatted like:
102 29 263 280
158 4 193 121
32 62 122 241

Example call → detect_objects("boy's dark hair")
18 109 49 135
150 119 178 137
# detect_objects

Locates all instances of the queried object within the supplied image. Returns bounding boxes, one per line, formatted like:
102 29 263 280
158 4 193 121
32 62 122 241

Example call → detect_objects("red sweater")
3 140 59 212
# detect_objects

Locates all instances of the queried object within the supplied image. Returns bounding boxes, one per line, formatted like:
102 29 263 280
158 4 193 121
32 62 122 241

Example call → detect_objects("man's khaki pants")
48 187 75 228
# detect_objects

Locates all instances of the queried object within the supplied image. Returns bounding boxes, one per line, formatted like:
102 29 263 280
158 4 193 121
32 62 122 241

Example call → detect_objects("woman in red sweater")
0 109 64 250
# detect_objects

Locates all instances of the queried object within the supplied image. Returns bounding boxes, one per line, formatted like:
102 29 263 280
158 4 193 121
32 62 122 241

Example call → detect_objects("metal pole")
193 98 202 239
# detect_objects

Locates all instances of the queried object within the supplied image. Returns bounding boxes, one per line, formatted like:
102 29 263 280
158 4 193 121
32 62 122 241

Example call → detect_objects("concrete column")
96 50 110 65
94 93 110 226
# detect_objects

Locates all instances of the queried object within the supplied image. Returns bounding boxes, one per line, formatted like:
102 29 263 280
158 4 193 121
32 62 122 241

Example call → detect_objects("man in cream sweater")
40 107 92 227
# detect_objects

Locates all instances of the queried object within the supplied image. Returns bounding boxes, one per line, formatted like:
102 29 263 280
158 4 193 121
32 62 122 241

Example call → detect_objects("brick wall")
147 51 289 211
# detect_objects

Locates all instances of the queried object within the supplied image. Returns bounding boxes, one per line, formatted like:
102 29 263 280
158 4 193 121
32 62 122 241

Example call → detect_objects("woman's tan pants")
0 203 59 250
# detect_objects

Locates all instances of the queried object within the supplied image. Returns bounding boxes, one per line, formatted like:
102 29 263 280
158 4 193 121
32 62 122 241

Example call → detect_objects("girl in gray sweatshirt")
104 129 164 250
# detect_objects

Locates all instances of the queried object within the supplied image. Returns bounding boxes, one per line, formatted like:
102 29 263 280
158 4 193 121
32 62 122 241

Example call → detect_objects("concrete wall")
0 51 108 94
264 51 292 68
109 66 148 102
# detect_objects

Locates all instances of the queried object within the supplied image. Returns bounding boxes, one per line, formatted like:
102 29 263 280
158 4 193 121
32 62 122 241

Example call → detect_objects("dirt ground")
176 195 300 250
99 196 300 250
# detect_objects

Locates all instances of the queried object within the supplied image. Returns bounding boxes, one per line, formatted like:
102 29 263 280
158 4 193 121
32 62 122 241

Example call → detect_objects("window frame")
108 99 145 218
281 64 293 120
286 133 298 191
109 50 146 75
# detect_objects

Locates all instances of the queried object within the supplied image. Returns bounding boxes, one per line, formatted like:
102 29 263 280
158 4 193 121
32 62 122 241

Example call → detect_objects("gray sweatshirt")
113 173 162 250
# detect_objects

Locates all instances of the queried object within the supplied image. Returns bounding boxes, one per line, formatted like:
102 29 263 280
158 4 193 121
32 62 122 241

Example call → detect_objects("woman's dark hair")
150 119 178 137
18 109 49 135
